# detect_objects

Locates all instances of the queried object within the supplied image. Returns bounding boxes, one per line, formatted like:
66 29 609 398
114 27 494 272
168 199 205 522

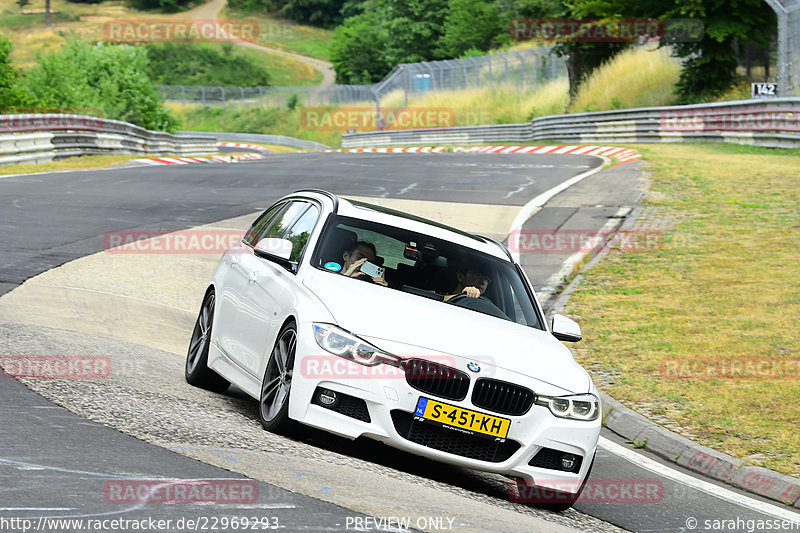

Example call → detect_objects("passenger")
444 268 490 301
341 241 388 286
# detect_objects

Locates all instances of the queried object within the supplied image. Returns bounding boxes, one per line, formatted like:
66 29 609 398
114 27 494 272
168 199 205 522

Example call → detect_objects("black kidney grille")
471 378 535 416
403 359 469 401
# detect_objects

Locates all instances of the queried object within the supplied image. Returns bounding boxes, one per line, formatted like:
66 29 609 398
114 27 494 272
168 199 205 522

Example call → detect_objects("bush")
24 36 176 131
0 34 34 110
145 43 271 86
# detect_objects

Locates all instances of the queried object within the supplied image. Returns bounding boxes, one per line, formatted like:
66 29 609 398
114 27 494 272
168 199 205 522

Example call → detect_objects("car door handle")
231 259 246 274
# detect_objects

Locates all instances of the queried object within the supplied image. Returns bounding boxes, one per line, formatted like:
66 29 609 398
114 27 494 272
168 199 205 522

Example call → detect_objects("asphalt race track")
1 152 798 532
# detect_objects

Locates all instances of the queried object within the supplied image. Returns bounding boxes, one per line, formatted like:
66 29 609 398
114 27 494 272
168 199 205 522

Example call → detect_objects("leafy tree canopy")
25 36 177 131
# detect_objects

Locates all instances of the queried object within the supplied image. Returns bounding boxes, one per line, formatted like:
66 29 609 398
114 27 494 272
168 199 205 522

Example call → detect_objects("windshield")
311 214 544 329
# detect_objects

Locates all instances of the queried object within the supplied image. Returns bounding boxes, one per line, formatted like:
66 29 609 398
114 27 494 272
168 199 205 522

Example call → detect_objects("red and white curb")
218 141 273 152
323 147 450 153
323 145 640 164
462 145 640 162
133 153 263 166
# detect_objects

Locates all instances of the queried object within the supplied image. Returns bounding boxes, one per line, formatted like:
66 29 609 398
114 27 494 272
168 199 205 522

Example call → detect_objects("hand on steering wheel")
447 287 487 304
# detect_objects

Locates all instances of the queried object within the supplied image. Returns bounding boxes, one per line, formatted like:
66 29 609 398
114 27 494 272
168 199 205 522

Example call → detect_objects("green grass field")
1 0 328 86
566 143 800 476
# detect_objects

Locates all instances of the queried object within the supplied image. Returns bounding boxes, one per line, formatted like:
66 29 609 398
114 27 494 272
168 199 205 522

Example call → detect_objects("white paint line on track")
508 156 611 263
598 437 800 522
216 504 298 509
37 284 194 314
0 508 75 511
543 207 631 288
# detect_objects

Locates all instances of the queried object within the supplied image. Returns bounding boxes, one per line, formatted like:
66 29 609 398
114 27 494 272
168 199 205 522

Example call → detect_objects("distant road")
176 0 337 86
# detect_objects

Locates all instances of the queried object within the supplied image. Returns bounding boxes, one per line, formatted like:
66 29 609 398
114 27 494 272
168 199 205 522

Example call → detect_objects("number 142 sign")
752 82 778 98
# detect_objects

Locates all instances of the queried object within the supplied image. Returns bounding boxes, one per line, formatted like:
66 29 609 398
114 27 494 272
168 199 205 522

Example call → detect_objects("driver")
444 268 490 301
341 241 388 286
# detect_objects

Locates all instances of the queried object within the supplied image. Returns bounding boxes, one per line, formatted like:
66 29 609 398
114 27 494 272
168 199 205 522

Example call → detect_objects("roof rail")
292 189 339 213
474 233 513 262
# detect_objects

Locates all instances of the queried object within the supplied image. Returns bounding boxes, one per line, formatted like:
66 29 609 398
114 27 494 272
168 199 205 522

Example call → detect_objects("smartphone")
360 260 384 278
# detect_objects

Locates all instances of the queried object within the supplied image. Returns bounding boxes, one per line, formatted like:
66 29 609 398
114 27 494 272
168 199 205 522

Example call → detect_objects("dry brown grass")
566 143 800 476
0 154 138 175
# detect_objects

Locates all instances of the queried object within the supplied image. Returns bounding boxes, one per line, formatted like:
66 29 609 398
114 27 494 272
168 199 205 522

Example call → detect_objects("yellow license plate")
414 397 510 439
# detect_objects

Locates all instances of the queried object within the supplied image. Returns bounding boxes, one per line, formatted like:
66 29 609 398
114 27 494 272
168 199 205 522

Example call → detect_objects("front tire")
185 290 230 393
259 322 297 434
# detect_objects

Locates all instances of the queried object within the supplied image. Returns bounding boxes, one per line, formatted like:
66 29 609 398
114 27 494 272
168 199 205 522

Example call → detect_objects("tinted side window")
243 203 286 246
284 205 320 262
259 202 308 242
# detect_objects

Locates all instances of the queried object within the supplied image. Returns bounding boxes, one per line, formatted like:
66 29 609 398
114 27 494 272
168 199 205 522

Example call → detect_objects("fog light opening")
561 453 577 471
317 388 339 408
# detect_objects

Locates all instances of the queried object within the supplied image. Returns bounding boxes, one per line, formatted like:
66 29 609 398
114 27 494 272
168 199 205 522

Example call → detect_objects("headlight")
534 393 600 421
313 323 401 367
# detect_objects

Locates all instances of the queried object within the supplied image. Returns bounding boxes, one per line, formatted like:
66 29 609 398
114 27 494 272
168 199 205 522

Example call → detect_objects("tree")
25 37 177 131
668 0 774 101
329 8 392 83
0 34 34 110
330 0 450 83
569 0 775 101
381 0 450 65
438 0 506 58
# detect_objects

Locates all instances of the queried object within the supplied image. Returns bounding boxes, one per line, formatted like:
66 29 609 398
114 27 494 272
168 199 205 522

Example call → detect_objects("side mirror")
551 314 582 342
254 238 293 261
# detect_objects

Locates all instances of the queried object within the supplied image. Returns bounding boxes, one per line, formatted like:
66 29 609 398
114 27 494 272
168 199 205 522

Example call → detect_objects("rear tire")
185 290 230 393
259 322 297 434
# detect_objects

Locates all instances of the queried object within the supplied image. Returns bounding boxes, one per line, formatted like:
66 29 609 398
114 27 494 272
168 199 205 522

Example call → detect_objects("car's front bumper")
289 326 600 493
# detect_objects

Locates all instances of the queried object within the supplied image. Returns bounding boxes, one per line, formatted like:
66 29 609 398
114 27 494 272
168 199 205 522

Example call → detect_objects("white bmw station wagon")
185 189 600 510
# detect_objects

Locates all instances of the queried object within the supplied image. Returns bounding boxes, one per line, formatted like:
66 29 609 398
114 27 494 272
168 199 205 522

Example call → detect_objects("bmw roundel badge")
467 362 480 373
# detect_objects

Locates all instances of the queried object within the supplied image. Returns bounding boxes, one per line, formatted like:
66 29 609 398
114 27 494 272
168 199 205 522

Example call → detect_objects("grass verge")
0 154 139 175
565 143 800 476
169 103 341 146
568 46 680 112
223 8 332 61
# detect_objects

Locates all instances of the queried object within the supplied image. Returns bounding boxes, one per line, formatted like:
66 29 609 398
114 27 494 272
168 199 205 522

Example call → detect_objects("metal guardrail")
341 98 800 149
180 131 329 150
0 114 218 166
